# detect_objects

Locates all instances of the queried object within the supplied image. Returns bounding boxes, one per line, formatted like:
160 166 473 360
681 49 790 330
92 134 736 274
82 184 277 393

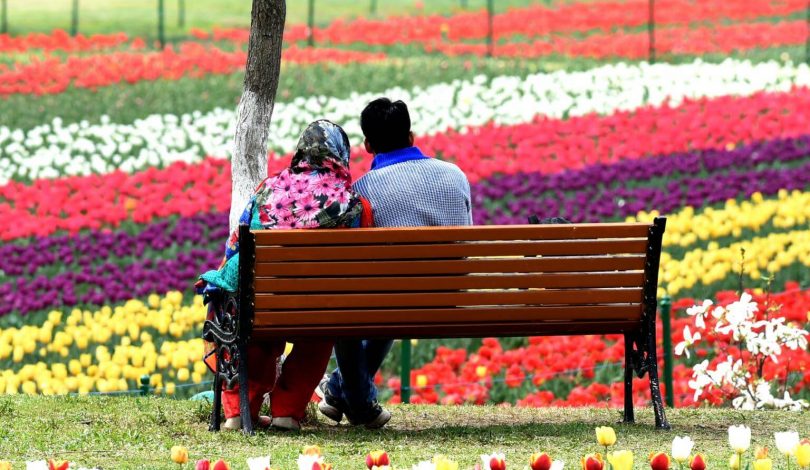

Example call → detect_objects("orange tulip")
302 446 322 457
366 450 390 469
48 460 70 470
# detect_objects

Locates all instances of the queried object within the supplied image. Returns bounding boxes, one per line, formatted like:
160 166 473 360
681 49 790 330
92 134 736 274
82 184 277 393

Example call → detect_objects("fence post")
178 0 185 28
370 0 377 16
461 0 468 8
400 339 412 404
660 295 674 408
140 375 151 396
157 0 166 48
0 0 7 34
307 0 315 47
486 0 494 57
70 0 79 37
648 0 655 63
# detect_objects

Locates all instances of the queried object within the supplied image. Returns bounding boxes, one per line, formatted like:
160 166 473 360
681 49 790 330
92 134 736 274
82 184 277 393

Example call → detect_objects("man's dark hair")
360 98 412 154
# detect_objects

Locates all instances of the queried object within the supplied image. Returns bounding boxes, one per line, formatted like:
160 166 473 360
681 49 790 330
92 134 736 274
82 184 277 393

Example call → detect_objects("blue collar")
370 146 429 170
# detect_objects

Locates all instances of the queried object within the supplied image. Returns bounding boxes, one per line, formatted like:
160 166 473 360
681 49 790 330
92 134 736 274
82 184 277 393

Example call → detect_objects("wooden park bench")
203 218 670 434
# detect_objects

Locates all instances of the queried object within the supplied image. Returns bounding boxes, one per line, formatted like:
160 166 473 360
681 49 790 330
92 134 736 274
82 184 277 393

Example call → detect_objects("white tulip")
247 456 272 470
672 436 695 462
729 425 752 453
774 431 800 456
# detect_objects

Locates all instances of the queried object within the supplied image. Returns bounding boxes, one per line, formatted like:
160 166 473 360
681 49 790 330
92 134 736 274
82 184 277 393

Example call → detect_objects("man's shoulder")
360 158 467 181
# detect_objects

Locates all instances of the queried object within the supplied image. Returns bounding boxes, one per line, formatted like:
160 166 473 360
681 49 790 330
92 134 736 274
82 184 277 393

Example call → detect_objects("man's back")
354 157 472 228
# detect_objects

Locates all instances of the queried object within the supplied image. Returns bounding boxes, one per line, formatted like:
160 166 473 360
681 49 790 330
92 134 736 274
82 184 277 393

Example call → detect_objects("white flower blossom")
2 58 810 183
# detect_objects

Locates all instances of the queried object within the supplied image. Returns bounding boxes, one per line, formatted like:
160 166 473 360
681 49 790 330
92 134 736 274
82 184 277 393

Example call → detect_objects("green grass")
0 396 807 469
1 0 540 38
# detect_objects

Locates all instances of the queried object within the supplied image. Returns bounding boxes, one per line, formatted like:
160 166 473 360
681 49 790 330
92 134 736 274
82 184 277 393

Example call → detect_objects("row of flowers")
4 58 806 183
0 292 206 395
473 136 810 227
0 31 130 53
0 43 386 97
21 426 810 469
427 20 808 60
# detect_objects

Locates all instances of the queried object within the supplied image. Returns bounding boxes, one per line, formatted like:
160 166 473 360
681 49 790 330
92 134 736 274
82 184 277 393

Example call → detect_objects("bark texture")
230 0 287 232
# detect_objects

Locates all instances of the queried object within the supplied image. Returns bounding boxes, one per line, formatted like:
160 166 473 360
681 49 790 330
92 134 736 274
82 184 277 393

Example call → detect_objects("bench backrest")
236 220 665 340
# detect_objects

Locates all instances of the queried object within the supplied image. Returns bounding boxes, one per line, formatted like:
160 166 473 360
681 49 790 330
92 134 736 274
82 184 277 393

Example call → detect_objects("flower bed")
4 58 807 183
393 286 810 408
0 44 385 97
427 20 809 60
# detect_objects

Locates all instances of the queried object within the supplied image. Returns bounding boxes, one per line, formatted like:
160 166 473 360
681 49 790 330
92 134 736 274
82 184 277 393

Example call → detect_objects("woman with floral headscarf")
198 120 372 431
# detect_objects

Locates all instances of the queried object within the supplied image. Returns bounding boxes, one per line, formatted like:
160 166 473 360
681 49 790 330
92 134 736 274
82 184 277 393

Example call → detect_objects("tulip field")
1 0 809 413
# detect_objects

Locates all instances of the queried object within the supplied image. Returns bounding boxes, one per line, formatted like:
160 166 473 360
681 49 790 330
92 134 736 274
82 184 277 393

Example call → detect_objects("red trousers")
222 340 334 421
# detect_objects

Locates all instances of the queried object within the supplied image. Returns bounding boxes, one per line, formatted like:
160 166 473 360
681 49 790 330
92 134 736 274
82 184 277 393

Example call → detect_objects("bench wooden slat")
250 320 641 339
255 255 646 277
254 304 642 326
255 239 648 262
255 288 643 310
254 272 645 293
252 224 651 246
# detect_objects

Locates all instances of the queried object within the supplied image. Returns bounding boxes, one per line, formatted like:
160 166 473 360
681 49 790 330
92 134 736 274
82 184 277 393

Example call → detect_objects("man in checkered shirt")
316 98 472 428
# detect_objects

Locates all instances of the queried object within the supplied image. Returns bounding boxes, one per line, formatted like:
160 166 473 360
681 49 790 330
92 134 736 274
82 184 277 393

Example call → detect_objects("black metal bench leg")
622 334 635 424
646 339 671 430
209 371 222 432
238 341 255 436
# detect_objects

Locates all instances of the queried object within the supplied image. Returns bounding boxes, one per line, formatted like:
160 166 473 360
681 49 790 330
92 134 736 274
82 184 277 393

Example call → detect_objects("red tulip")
366 450 390 468
531 452 552 470
582 454 604 470
690 454 706 470
489 455 506 470
649 452 670 470
212 460 231 470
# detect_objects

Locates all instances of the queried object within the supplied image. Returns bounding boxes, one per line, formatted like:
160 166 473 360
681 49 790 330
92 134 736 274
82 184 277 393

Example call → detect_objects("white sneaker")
223 416 242 431
271 416 301 431
222 415 272 431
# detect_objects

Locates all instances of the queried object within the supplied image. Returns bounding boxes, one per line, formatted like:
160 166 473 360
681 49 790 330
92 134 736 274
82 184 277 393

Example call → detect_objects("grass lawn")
1 0 541 38
0 396 807 469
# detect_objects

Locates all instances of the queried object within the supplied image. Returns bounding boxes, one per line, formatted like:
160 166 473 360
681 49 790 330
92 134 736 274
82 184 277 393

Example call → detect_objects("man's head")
360 98 414 155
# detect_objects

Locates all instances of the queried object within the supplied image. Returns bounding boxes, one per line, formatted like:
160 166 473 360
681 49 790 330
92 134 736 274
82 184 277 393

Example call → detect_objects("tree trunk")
230 0 286 232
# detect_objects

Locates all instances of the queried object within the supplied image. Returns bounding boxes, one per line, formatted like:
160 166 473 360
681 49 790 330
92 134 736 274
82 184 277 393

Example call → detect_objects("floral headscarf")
201 120 364 292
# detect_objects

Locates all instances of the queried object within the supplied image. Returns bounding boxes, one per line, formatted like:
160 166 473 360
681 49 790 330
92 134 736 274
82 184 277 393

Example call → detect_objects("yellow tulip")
170 445 189 465
596 426 617 447
729 454 740 470
433 455 459 470
797 443 810 468
753 459 772 470
0 460 11 470
607 451 633 470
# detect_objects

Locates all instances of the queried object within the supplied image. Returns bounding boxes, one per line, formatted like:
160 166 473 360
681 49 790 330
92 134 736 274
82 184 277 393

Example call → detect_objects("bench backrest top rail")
242 223 661 339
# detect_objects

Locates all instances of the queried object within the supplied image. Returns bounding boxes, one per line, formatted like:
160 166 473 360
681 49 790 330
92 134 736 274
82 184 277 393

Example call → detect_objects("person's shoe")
222 416 242 431
318 393 345 423
314 374 329 400
222 415 272 431
361 402 391 430
270 416 301 432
